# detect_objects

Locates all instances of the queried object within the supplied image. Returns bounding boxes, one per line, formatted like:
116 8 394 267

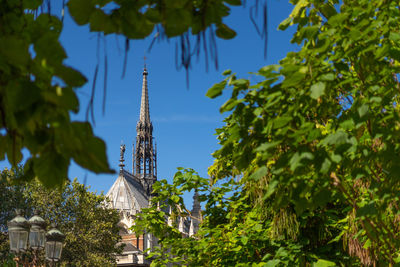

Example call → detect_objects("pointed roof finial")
139 58 150 123
144 55 147 73
119 143 126 171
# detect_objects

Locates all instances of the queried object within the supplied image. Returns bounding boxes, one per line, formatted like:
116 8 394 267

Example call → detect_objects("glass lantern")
45 224 65 262
7 209 30 253
28 210 47 250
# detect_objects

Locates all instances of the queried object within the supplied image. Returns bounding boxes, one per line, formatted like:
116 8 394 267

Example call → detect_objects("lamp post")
28 210 47 266
8 210 65 267
45 224 65 266
7 209 29 265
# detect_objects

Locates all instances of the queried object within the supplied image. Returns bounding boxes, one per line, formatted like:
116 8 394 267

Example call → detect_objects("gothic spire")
139 64 150 125
133 64 157 196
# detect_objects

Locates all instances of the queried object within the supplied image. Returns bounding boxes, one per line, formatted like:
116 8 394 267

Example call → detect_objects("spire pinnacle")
139 60 150 124
134 64 157 194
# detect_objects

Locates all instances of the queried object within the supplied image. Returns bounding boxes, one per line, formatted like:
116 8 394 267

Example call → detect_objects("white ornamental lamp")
7 209 30 253
45 223 65 263
28 210 47 250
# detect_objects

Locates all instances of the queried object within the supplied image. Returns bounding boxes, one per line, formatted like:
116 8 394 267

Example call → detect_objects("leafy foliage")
0 0 266 188
0 1 113 187
0 168 122 266
134 0 400 265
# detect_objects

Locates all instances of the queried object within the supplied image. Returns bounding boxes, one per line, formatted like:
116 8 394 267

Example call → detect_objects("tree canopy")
134 0 400 265
0 0 265 188
0 169 122 266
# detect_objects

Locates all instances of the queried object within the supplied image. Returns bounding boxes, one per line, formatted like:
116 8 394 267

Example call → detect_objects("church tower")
106 64 199 266
133 64 157 195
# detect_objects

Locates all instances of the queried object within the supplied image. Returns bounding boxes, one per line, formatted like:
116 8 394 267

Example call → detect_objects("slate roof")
106 170 149 212
123 242 139 253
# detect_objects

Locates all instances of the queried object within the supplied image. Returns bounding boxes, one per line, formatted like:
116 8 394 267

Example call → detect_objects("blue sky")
2 1 298 208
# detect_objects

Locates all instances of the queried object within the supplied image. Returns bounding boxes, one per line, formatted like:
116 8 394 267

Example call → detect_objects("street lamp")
28 210 47 250
45 223 65 264
7 209 30 254
8 210 65 266
28 210 47 265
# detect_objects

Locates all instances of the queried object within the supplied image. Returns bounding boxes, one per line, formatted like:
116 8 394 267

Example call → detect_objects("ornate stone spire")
133 64 157 195
139 64 150 124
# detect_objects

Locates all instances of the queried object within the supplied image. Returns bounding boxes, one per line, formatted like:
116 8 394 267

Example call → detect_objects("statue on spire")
119 143 126 172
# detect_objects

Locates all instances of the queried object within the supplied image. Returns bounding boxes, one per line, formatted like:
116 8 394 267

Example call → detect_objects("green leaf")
6 135 23 167
255 141 281 152
389 47 400 61
171 195 180 203
5 80 41 112
34 33 66 64
0 36 30 68
164 9 191 36
206 80 227 98
0 135 6 161
265 180 278 198
224 0 241 6
54 65 87 88
258 65 280 77
310 82 326 99
318 3 337 19
33 148 69 188
220 99 243 113
339 119 354 130
320 73 335 81
363 239 371 249
89 9 116 34
289 152 314 171
313 259 336 267
69 122 113 174
230 79 249 88
222 69 232 75
289 0 308 19
323 131 348 145
282 71 306 88
358 103 369 118
216 23 237 39
320 158 331 174
23 0 42 9
328 13 348 26
165 0 189 8
145 8 161 23
249 166 268 181
68 0 95 25
265 259 280 267
389 32 400 42
357 202 377 217
278 17 292 31
273 116 292 129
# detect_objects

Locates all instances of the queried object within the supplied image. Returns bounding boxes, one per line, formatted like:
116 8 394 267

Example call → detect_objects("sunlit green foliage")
0 0 251 187
0 1 113 187
68 0 239 39
134 0 400 265
0 168 122 266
